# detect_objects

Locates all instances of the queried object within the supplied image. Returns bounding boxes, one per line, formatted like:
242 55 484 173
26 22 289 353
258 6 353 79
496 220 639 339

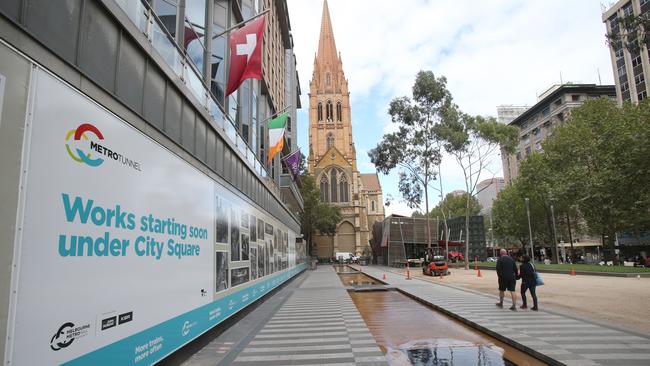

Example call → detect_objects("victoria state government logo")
64 123 142 171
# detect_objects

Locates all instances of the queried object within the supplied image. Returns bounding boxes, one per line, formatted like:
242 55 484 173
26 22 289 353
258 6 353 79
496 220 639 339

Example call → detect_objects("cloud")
288 0 615 215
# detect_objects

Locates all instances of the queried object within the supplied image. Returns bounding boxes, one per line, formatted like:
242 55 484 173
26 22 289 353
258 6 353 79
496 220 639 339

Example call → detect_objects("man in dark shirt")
495 249 518 311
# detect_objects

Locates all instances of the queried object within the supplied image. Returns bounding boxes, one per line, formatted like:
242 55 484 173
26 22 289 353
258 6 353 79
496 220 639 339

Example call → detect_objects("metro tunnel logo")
65 123 105 167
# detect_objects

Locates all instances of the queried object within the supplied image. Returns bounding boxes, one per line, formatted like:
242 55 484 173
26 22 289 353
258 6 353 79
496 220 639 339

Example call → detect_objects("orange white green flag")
267 113 288 163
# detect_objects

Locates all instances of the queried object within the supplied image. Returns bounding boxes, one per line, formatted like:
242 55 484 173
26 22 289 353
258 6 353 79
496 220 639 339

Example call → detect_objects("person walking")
518 255 538 311
495 249 518 311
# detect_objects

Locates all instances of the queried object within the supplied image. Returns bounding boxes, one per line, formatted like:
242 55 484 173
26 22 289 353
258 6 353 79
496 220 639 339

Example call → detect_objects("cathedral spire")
317 0 338 67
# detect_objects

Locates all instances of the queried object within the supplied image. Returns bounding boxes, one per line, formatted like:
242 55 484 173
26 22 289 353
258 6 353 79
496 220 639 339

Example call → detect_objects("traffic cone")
383 273 387 280
570 268 576 276
477 268 482 278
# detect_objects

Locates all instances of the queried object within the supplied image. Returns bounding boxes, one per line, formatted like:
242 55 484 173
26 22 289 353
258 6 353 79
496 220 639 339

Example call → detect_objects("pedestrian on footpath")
495 249 518 311
517 255 538 311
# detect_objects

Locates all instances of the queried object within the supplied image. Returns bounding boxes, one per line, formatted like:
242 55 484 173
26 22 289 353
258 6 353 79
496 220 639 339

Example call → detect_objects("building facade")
307 0 384 258
501 84 616 184
496 105 529 124
602 0 650 104
446 216 487 261
0 0 306 363
476 177 506 215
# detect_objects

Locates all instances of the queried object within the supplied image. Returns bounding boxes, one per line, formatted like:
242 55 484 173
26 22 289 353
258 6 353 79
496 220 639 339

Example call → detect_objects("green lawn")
474 261 650 273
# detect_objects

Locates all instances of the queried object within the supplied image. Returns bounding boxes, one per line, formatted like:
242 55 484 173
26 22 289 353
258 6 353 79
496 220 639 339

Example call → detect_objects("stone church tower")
308 0 384 258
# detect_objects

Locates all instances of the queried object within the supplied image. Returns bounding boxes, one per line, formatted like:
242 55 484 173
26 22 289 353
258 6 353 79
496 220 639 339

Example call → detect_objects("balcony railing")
114 0 283 198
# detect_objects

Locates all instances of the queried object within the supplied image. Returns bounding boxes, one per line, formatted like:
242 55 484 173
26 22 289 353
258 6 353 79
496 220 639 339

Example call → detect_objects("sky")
285 0 615 217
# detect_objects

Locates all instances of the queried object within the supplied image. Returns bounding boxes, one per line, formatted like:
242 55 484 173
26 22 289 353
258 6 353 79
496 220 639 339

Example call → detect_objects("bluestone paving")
356 265 650 366
179 267 387 365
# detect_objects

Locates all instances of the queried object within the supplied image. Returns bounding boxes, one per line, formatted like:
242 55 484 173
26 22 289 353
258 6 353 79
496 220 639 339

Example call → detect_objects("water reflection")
349 291 545 366
332 265 357 273
386 339 515 366
338 273 383 287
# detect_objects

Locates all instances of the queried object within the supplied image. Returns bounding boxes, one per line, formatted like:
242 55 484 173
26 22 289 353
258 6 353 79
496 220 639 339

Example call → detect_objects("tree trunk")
464 195 470 269
566 212 575 263
546 207 558 264
425 184 431 249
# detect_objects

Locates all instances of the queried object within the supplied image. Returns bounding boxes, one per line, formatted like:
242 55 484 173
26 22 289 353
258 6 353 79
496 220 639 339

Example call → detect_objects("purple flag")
282 149 301 182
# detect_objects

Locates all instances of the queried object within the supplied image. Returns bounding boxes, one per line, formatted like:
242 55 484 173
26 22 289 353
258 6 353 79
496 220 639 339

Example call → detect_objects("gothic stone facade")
307 1 384 258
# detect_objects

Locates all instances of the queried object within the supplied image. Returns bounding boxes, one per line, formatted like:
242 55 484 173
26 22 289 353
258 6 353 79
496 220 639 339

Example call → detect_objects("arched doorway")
337 221 356 253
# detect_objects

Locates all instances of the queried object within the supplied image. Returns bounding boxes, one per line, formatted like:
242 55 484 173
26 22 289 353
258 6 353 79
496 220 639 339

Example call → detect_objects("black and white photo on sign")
250 215 257 242
257 218 264 241
230 208 240 261
258 244 265 277
241 211 249 229
265 223 273 236
215 196 229 244
251 247 257 279
231 267 249 287
215 252 229 292
267 240 273 273
241 233 249 261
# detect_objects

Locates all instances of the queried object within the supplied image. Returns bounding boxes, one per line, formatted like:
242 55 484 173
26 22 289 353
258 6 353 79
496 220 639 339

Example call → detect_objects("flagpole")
259 104 293 125
212 9 270 40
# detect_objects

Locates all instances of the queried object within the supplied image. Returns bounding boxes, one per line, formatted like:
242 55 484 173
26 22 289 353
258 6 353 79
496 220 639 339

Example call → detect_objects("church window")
336 101 342 121
326 100 333 121
371 200 375 211
330 168 338 202
326 73 331 86
339 174 349 203
320 175 329 202
317 102 323 121
326 132 335 149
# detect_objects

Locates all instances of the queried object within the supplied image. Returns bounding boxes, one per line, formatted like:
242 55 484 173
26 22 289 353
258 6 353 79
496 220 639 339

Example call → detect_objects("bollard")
477 268 482 278
383 273 387 280
474 256 478 271
406 261 411 280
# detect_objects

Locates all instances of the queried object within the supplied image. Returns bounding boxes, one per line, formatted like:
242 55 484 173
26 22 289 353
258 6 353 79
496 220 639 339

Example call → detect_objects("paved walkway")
179 267 386 366
355 265 650 366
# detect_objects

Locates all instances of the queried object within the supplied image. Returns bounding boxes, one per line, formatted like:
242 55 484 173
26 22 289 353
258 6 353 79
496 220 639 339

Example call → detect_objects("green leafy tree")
543 99 650 261
436 113 518 268
369 71 454 249
606 12 650 54
429 192 481 219
299 174 342 256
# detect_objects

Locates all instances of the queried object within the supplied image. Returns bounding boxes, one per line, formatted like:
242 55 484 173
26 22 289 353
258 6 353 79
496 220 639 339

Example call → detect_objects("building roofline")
602 0 630 21
508 84 616 126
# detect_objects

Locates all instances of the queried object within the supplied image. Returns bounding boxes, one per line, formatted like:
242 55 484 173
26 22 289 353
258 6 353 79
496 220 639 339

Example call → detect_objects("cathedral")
308 0 384 259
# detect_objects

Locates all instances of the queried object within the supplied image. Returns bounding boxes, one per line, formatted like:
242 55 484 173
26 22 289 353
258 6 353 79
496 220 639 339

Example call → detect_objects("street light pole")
550 202 559 264
525 197 534 264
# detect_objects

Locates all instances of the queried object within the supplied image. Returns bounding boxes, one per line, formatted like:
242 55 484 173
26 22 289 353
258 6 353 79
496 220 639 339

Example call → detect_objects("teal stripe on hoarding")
63 264 306 366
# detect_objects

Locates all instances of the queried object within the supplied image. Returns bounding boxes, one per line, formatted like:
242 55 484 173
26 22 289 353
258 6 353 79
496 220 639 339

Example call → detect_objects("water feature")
335 268 545 366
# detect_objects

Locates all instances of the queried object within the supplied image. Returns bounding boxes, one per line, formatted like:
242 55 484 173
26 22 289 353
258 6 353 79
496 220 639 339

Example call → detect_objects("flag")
267 113 288 164
226 16 265 96
283 148 302 182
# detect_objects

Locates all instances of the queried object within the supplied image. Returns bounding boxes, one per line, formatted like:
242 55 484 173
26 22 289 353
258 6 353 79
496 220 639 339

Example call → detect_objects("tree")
429 192 481 219
369 71 454 250
543 99 650 261
436 113 518 268
299 174 342 257
606 11 650 54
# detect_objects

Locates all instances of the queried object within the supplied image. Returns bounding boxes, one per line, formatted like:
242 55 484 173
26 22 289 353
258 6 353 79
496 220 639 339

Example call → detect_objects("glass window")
241 80 251 144
320 175 329 202
317 102 323 121
330 169 338 203
184 0 206 75
336 101 342 121
210 0 227 102
339 174 349 202
153 0 177 38
326 132 334 149
252 90 258 157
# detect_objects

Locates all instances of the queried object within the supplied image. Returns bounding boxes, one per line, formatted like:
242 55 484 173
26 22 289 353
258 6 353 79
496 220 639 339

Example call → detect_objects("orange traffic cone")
570 268 576 276
477 268 482 278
